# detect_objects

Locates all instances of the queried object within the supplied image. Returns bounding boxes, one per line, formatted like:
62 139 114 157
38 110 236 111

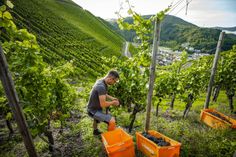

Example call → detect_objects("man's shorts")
87 110 112 124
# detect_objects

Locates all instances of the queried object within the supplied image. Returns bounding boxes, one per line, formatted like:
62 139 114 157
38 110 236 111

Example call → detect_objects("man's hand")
99 95 119 108
112 99 120 106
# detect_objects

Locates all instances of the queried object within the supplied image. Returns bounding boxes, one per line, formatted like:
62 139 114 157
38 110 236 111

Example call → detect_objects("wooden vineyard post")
145 20 161 131
204 31 225 109
0 46 38 157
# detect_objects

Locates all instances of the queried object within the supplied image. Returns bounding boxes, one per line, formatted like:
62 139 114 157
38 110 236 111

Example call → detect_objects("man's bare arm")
99 95 119 108
106 94 118 101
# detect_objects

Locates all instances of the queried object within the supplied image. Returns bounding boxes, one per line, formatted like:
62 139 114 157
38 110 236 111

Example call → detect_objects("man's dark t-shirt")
87 79 108 112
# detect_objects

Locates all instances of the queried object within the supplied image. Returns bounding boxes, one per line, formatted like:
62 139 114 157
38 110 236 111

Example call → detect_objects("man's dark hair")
107 70 119 79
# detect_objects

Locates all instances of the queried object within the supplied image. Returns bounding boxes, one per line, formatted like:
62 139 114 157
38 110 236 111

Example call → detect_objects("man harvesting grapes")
87 70 120 135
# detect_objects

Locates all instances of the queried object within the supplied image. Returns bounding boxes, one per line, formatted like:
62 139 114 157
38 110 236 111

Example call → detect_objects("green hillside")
214 26 236 32
108 15 236 53
5 0 124 78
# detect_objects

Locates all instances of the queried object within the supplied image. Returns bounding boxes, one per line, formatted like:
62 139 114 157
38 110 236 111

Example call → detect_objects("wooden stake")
204 31 225 109
145 20 161 131
0 46 38 157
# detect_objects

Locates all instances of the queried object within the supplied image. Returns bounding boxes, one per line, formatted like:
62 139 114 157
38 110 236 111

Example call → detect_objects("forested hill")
5 0 124 77
214 26 236 32
107 15 236 53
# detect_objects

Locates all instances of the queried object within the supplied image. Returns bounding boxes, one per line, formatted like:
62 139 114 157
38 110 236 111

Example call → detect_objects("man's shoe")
93 129 102 135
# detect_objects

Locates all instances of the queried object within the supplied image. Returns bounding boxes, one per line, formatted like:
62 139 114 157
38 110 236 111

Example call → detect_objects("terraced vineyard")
8 0 124 78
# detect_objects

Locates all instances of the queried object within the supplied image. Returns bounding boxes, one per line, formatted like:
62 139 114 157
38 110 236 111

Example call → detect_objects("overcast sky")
72 0 236 27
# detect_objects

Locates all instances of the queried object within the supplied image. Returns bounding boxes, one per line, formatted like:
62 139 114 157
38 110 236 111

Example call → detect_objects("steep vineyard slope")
7 0 124 77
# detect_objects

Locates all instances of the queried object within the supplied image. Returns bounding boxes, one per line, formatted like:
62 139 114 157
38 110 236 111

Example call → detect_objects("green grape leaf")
3 11 12 19
127 9 132 15
30 128 39 137
6 112 12 120
0 5 6 12
6 0 14 9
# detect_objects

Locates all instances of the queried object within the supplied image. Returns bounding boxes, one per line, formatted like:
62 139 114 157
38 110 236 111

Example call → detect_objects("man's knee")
108 117 116 131
109 117 116 124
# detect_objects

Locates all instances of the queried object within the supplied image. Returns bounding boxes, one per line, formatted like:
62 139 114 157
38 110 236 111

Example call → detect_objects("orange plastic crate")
200 109 236 129
101 128 135 157
136 130 181 157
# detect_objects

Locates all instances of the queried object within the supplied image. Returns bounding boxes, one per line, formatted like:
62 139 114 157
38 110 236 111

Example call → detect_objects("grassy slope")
61 91 236 156
10 0 124 78
132 91 236 157
159 91 236 112
0 85 235 156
